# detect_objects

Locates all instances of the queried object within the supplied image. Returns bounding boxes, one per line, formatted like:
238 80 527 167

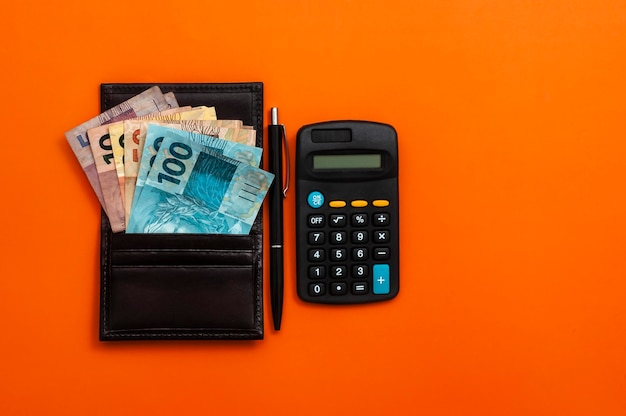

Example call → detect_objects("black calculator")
295 121 399 304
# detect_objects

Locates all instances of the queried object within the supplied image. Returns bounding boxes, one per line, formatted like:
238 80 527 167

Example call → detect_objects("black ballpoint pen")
269 107 289 330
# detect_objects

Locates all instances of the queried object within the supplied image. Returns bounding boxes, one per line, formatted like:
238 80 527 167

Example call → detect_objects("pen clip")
280 124 290 198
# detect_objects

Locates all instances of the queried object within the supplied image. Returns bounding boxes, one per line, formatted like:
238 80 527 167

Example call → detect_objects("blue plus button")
307 191 324 209
372 264 390 295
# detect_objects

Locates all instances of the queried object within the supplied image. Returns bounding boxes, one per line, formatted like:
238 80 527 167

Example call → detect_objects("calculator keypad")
299 196 397 303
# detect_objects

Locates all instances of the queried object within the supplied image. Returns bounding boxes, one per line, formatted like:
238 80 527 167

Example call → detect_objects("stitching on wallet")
105 332 260 338
106 83 261 93
102 214 110 333
253 233 261 331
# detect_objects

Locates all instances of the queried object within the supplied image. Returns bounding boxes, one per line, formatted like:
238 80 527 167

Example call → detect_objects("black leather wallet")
99 83 264 340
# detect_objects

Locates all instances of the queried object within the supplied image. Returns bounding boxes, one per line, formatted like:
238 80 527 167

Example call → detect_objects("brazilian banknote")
159 119 257 146
109 106 193 204
127 135 273 234
122 109 219 226
85 107 213 232
65 86 176 213
130 124 263 222
87 124 126 231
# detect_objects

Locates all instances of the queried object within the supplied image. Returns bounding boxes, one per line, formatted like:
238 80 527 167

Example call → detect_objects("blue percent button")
307 191 325 208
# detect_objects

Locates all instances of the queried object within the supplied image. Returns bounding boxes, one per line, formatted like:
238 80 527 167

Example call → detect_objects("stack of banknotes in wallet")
65 86 274 234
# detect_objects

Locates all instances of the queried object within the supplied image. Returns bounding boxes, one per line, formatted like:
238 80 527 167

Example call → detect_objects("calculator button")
308 214 325 227
352 230 368 243
351 200 368 208
373 230 390 243
330 282 348 295
330 265 347 278
352 264 369 278
308 248 325 262
373 199 390 207
330 231 347 244
373 264 390 294
307 191 325 208
352 282 369 295
352 247 368 260
330 248 347 261
308 231 325 245
373 213 390 226
351 213 368 227
329 200 347 208
329 214 347 227
309 266 326 279
309 282 326 296
373 248 390 260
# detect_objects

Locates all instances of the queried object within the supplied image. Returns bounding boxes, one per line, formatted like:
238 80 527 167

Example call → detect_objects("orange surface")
1 0 625 414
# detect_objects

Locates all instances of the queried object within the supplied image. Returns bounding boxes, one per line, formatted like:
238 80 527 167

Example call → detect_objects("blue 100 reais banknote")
127 134 273 234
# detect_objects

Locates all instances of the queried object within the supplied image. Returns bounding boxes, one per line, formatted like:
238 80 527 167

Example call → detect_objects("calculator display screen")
313 154 382 170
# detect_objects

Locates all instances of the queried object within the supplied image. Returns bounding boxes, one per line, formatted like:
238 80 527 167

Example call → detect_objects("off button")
307 191 324 208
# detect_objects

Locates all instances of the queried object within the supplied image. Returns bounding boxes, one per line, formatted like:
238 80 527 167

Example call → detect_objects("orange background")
1 0 625 414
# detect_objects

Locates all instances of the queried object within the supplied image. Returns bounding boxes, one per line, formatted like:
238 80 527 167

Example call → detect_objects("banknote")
145 120 242 144
87 108 202 232
108 107 195 218
122 109 218 170
149 124 262 167
65 86 175 211
123 108 218 226
116 107 193 169
127 135 273 234
110 107 194 180
123 107 218 179
130 124 262 222
234 126 256 146
87 124 126 232
107 121 126 207
152 119 244 137
163 92 178 109
162 119 256 146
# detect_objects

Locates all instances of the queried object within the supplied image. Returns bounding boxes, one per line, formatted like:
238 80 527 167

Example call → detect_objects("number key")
309 266 325 279
352 264 369 278
330 231 347 244
331 266 347 278
331 248 347 261
308 248 325 262
308 231 325 245
309 282 326 296
352 230 368 243
352 247 368 261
